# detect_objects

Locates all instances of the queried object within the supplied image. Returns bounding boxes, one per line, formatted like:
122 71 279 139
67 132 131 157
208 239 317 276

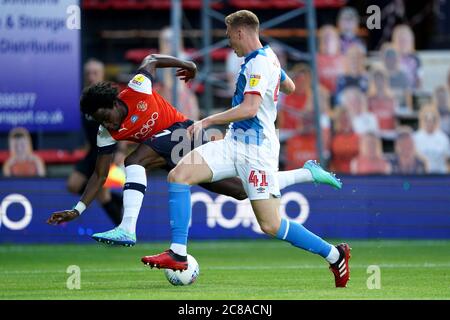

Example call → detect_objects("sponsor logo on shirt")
134 112 159 140
256 187 266 193
137 101 147 112
249 74 261 87
131 74 145 86
131 115 139 123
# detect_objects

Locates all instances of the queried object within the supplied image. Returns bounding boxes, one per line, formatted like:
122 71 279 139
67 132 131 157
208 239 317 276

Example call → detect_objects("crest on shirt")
131 74 145 86
131 115 139 123
137 101 147 112
249 74 261 87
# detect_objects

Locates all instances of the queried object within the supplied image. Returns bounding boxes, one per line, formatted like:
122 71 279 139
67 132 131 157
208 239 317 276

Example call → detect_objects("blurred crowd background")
1 0 450 178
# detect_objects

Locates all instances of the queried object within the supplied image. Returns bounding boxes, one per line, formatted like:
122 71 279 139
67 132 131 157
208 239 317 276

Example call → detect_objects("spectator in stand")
278 63 331 140
317 25 346 96
278 64 311 133
336 7 365 54
158 26 200 120
367 68 396 132
335 44 369 105
341 87 379 135
413 104 450 174
390 126 427 174
279 64 332 169
350 132 391 175
381 43 413 112
3 127 46 177
330 108 359 174
434 86 450 137
392 24 422 91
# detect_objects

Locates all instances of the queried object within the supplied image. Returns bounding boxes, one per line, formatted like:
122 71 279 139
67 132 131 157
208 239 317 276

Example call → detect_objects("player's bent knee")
124 155 138 167
258 222 279 236
168 167 191 184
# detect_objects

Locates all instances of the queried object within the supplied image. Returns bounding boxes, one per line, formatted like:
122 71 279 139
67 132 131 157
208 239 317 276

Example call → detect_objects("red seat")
210 48 231 61
229 0 272 9
230 0 345 9
82 0 112 10
148 0 171 9
111 0 149 10
0 149 87 165
83 0 345 10
183 0 224 10
35 150 87 164
285 135 318 170
0 150 9 163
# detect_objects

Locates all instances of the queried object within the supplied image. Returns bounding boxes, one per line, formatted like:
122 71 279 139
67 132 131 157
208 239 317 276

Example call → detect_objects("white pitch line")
1 262 450 275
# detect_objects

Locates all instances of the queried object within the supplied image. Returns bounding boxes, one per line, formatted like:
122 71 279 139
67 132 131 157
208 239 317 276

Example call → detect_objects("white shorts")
195 137 280 200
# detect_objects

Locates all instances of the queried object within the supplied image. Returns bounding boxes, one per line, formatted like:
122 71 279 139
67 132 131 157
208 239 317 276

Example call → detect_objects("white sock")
277 169 313 190
325 246 340 264
170 243 187 256
118 165 147 234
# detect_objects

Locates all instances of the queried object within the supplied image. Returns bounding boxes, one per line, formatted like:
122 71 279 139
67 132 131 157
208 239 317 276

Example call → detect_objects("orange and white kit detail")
97 73 187 149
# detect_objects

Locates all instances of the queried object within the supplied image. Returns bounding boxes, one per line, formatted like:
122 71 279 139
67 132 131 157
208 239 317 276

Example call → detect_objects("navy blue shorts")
144 120 208 170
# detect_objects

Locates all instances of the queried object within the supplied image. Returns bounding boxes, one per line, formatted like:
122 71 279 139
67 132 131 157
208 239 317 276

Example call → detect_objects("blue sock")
276 218 332 258
168 182 191 246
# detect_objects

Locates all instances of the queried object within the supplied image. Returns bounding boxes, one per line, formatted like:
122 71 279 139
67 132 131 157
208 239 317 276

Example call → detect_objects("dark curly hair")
80 82 118 116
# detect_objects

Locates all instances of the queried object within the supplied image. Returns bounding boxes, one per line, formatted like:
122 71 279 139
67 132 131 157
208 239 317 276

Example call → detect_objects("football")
164 254 200 286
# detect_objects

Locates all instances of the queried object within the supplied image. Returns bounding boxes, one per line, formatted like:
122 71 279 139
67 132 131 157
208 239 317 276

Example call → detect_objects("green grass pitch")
1 240 449 300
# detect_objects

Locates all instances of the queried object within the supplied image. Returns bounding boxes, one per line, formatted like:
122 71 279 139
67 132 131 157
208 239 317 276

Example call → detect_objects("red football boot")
329 243 351 288
141 249 188 271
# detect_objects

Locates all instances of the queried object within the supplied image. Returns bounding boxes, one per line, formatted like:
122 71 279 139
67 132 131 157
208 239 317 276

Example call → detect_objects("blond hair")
225 10 259 32
8 127 34 156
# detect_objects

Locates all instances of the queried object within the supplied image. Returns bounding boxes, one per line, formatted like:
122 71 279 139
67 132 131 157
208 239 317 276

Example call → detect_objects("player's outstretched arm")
139 54 197 82
188 93 262 138
47 153 113 225
280 69 295 95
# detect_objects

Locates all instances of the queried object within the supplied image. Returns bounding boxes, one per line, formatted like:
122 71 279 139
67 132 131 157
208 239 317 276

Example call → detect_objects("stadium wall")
0 176 449 243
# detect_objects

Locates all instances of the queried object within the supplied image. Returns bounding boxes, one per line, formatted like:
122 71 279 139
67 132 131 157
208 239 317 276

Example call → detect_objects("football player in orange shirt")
47 54 341 246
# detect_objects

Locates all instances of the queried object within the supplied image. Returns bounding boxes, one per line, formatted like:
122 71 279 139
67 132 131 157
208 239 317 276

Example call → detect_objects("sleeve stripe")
97 143 117 155
244 91 262 96
280 69 287 82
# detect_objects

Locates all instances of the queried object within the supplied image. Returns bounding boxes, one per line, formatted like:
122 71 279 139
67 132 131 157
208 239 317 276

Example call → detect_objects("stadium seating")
83 0 224 10
0 149 86 165
83 0 345 10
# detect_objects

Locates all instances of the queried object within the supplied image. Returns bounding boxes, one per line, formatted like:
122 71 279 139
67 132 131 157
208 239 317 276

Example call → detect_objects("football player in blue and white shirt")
142 10 350 287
